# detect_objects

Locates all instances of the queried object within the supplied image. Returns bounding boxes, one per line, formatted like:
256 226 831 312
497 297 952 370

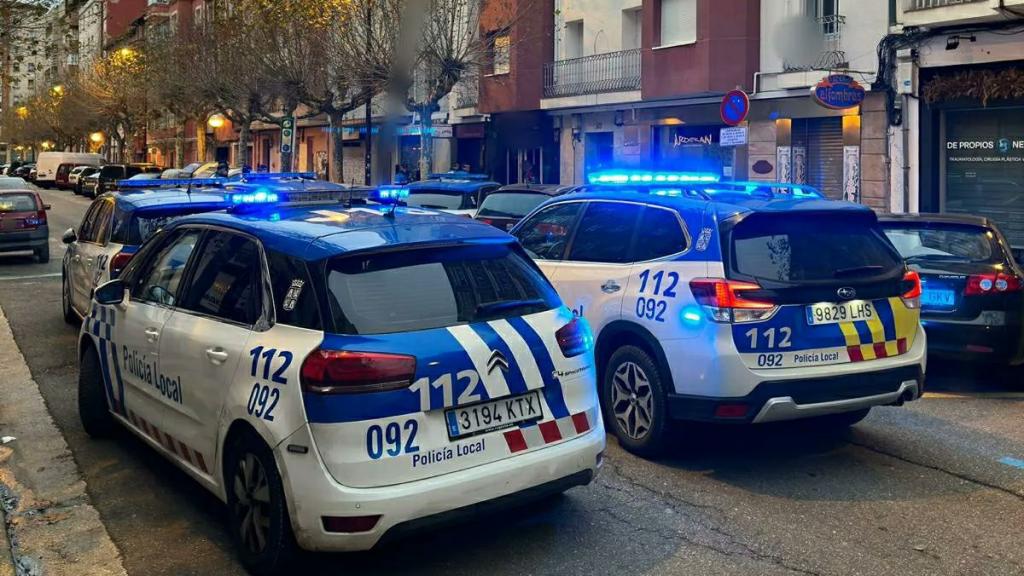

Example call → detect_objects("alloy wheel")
610 361 654 440
233 452 272 554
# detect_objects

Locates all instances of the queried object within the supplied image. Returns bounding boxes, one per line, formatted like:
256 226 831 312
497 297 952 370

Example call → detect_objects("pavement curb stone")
0 305 127 576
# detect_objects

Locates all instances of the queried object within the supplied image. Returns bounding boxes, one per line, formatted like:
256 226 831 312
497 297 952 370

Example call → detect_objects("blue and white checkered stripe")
83 304 127 416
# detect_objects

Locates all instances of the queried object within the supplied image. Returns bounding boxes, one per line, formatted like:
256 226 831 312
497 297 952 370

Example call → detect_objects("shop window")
659 0 696 47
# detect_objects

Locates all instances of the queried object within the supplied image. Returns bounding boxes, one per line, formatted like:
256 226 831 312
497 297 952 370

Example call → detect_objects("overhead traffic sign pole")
720 90 750 127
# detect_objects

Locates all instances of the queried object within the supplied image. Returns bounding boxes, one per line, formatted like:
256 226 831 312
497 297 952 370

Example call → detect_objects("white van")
35 152 103 187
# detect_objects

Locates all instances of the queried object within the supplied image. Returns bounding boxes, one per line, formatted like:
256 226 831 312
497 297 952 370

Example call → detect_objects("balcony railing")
543 49 642 99
906 0 985 10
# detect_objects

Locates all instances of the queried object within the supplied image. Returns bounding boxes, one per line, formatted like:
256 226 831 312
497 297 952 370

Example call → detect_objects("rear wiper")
475 299 546 317
833 265 886 278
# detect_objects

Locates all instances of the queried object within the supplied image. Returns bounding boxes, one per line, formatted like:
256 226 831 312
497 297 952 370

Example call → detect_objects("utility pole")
363 0 372 185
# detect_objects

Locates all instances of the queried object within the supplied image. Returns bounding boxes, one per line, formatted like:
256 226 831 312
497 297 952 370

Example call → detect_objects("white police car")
61 178 231 323
512 171 926 456
77 186 604 574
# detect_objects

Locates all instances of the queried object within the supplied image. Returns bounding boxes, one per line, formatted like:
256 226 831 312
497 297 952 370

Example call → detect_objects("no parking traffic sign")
720 90 749 127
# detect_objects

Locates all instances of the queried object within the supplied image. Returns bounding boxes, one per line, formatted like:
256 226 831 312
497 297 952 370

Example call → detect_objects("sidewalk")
0 305 126 576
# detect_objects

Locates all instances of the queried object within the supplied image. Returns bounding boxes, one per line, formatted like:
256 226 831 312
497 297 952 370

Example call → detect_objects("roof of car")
492 184 562 194
408 178 500 192
877 212 993 227
104 189 232 212
171 203 511 261
552 188 873 219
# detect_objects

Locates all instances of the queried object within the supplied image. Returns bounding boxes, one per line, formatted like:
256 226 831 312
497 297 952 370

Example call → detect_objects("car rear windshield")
0 193 37 212
477 192 549 218
100 166 125 178
881 223 1000 264
727 213 902 283
406 189 470 210
111 208 223 245
324 242 560 335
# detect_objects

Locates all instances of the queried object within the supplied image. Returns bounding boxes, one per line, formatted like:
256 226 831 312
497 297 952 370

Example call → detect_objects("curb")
0 304 127 576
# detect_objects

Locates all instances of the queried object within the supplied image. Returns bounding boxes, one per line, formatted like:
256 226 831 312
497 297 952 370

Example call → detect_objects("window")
325 243 558 335
659 0 696 47
565 20 583 59
729 213 901 283
813 0 840 35
515 202 583 260
882 224 1000 264
492 34 510 75
193 3 204 25
478 192 551 219
633 207 687 261
179 231 262 325
622 8 642 51
78 200 112 244
569 202 643 263
0 193 39 212
133 229 202 307
266 250 321 330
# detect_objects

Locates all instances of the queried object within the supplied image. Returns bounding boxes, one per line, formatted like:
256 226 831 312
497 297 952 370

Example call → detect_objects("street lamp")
207 114 226 129
40 141 54 150
15 106 28 120
50 85 64 97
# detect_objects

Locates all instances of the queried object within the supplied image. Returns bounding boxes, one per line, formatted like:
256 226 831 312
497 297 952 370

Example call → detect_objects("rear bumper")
922 319 1024 365
275 421 605 552
0 229 48 252
668 364 924 424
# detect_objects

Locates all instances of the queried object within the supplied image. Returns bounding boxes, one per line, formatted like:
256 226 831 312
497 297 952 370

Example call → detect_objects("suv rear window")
881 223 1001 264
728 213 902 283
110 208 224 245
324 243 560 334
477 192 549 218
407 188 471 210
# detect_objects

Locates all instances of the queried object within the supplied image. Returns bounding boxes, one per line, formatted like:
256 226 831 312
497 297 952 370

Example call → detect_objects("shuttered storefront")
944 108 1024 247
793 117 844 200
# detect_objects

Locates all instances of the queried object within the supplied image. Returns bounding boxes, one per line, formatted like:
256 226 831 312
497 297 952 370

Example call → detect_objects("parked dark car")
74 166 100 195
474 184 575 230
55 163 77 189
880 213 1024 367
13 164 35 179
81 163 162 198
1 162 23 176
0 190 50 262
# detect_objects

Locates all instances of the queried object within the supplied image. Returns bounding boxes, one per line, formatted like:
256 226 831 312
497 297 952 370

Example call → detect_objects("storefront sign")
455 123 486 139
433 125 454 138
666 126 718 148
719 126 748 147
812 74 865 110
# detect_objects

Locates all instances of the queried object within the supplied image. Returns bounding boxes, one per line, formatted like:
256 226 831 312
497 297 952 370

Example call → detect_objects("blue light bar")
376 186 410 203
116 177 227 189
230 189 280 205
587 170 720 185
240 172 316 181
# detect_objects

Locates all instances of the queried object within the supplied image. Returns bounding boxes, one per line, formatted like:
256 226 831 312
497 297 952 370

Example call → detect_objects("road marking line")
999 457 1024 470
922 392 970 399
0 272 61 281
923 391 1024 400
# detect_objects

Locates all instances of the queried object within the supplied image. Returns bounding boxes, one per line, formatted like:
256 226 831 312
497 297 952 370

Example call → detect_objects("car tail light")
965 272 1023 295
477 217 494 225
109 251 133 278
901 271 922 309
555 317 593 358
300 349 416 394
23 210 46 227
689 278 776 323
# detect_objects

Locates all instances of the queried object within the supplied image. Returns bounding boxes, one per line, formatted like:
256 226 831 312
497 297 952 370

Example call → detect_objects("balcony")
906 0 985 9
543 49 641 99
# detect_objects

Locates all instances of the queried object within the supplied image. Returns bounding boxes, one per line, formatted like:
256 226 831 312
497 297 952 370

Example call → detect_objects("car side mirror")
62 228 77 244
93 279 126 305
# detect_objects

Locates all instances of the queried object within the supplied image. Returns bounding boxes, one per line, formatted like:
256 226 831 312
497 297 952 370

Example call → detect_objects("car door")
513 201 585 285
157 230 262 472
70 200 110 312
556 201 644 334
113 228 203 442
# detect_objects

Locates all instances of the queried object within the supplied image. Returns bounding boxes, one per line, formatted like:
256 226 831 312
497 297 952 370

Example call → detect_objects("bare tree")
81 47 153 162
1 0 59 161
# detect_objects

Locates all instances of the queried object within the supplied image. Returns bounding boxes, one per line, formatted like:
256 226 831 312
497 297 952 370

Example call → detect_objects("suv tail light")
965 272 1023 296
109 251 134 278
901 271 922 309
555 317 593 358
689 278 776 323
477 217 494 226
23 210 46 227
300 349 416 394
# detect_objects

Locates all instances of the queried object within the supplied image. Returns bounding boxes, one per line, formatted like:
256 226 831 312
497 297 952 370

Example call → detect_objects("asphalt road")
2 185 1024 576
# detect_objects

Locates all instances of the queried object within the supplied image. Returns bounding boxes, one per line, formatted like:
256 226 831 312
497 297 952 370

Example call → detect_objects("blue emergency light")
376 186 410 202
587 170 720 185
230 189 280 205
116 177 227 189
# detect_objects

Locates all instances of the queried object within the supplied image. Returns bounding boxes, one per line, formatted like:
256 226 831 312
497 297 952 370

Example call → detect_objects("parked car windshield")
477 192 550 218
882 223 1000 264
406 188 470 210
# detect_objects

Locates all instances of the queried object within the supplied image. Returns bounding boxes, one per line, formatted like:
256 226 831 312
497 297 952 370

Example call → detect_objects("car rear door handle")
72 255 81 263
144 328 160 342
601 280 621 294
205 348 229 364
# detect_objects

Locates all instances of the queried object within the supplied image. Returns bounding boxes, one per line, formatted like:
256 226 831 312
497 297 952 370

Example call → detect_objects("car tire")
602 345 670 457
813 408 871 428
225 431 297 576
35 244 49 263
79 347 116 437
62 273 78 325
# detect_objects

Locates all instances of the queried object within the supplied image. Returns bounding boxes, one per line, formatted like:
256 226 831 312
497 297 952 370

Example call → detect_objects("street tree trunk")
175 121 185 168
328 110 345 183
237 119 251 169
196 120 206 163
419 105 434 178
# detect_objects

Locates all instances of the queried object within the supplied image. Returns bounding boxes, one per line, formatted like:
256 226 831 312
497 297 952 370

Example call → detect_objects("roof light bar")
587 171 720 185
376 186 410 203
230 189 280 205
116 177 227 189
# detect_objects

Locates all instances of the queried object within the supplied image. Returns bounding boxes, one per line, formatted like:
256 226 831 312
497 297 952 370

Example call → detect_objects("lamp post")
89 131 105 155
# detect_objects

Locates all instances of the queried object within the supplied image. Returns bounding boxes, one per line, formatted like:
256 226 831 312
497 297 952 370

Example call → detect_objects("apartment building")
890 0 1024 247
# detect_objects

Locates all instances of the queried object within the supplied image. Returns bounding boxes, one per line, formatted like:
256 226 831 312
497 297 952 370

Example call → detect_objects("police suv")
77 185 604 574
61 178 232 324
511 171 926 456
